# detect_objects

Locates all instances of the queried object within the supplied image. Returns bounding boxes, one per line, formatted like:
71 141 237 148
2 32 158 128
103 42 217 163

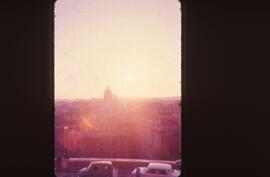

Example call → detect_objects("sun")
125 74 135 82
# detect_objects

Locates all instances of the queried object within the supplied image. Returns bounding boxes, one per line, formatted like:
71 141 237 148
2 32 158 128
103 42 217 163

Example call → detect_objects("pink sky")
55 0 181 99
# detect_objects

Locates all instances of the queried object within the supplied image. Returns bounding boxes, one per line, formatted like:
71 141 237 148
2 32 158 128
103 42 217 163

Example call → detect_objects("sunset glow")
55 0 181 99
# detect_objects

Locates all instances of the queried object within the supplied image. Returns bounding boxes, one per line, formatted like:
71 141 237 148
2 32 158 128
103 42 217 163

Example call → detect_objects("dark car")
78 161 118 177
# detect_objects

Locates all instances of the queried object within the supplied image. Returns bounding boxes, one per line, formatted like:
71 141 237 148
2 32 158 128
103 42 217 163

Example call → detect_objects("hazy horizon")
55 0 181 99
55 95 181 101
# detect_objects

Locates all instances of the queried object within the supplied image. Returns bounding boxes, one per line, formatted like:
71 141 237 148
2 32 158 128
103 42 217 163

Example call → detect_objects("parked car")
175 159 181 166
78 161 118 177
130 163 181 177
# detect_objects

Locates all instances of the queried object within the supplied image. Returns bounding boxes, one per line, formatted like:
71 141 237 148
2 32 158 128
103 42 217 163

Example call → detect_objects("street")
56 170 132 177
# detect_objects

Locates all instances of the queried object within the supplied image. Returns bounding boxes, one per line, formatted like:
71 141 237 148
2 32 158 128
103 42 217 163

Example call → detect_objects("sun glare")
55 0 181 167
55 0 181 99
125 74 135 82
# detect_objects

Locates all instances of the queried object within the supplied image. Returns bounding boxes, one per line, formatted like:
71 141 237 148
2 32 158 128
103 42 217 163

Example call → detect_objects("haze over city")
55 0 181 99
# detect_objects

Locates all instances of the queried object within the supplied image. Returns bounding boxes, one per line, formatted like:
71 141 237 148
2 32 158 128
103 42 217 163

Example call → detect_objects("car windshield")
147 168 168 175
90 164 112 173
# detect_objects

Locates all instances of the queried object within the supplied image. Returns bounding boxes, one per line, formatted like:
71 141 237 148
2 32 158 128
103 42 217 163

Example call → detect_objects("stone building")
140 101 181 160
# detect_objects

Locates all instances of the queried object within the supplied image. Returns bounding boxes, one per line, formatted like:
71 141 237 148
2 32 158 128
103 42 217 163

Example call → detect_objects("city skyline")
55 0 181 99
55 86 181 100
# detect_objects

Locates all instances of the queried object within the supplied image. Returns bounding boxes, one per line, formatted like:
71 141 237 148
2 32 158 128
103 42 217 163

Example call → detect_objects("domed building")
104 86 113 101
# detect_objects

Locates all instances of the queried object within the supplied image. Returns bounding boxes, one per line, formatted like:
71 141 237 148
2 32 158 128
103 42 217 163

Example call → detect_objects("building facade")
55 88 181 160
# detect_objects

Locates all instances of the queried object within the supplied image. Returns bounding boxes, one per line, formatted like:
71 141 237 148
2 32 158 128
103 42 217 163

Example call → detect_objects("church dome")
104 86 113 100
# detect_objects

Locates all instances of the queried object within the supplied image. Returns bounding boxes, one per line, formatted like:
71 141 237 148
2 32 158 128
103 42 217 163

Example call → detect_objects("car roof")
148 163 172 170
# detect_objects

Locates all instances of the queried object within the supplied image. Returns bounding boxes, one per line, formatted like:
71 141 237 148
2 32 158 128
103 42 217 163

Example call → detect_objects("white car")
78 161 118 177
175 159 181 166
130 163 181 177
